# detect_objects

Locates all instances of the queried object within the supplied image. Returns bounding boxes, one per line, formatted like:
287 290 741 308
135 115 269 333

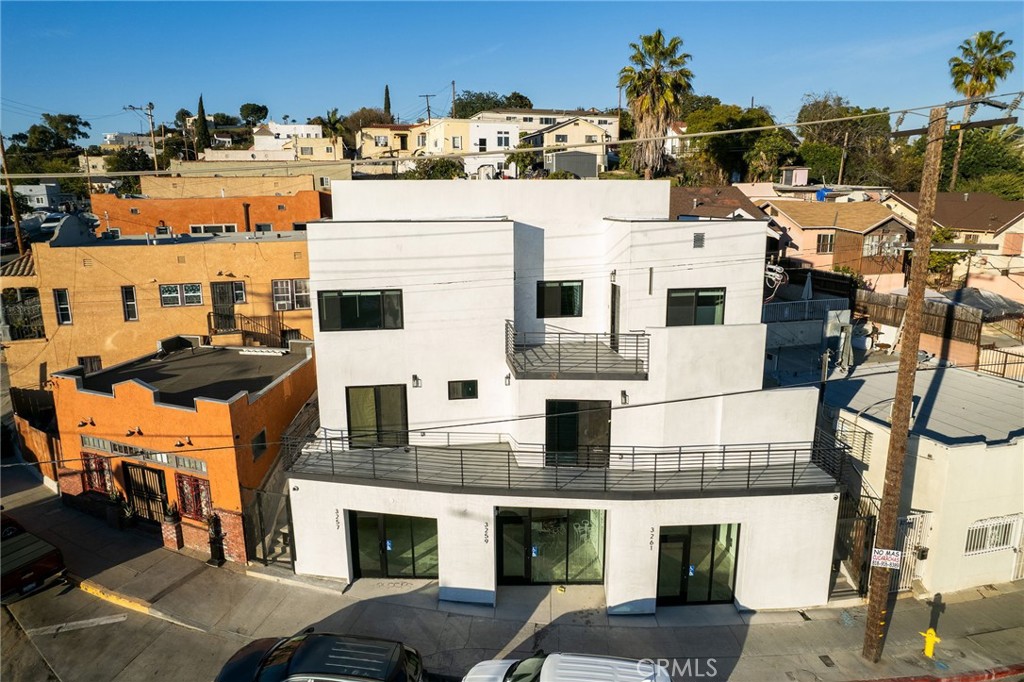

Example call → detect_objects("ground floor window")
657 523 739 605
83 453 109 494
350 512 438 579
496 508 605 585
176 474 212 521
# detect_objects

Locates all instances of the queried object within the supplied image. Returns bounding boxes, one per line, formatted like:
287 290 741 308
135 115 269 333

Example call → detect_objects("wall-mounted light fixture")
412 374 422 388
125 426 144 437
505 373 511 386
620 390 629 405
175 437 192 447
77 417 95 427
175 440 185 448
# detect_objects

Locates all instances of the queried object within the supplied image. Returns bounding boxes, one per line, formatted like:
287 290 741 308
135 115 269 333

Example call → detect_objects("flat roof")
49 214 310 248
77 343 309 408
825 363 1024 446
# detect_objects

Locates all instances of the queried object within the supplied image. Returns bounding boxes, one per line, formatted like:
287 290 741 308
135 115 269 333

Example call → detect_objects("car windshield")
504 654 547 682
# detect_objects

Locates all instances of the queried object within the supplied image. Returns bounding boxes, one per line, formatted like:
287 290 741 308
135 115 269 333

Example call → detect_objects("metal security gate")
122 463 168 523
889 513 929 592
241 487 294 568
1015 525 1024 582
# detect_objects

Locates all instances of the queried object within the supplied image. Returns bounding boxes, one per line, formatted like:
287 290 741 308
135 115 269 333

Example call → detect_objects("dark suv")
215 630 425 682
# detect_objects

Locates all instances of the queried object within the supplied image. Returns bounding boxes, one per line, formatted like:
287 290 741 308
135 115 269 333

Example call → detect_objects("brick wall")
57 467 85 496
181 520 209 554
217 509 247 564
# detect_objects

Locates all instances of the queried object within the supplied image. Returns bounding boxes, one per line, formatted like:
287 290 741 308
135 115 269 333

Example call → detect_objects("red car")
1 516 66 603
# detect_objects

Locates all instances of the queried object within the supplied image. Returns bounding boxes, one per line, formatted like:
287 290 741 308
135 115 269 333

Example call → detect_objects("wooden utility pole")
837 131 850 185
420 94 433 124
861 106 946 663
0 132 26 256
451 81 457 118
125 103 159 171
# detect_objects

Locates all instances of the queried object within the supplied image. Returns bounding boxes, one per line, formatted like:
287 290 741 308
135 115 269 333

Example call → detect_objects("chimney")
242 203 252 232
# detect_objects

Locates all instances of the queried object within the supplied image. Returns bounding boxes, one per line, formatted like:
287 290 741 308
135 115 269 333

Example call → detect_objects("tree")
400 157 465 179
158 134 194 167
453 91 506 119
676 93 721 119
948 30 1016 190
320 108 346 160
105 147 152 194
239 103 269 127
383 86 391 118
617 29 693 179
928 224 969 280
39 114 91 146
503 91 533 110
212 112 241 127
174 108 193 129
505 141 540 176
1 189 31 225
342 107 394 151
194 96 211 151
745 128 797 181
797 141 844 183
796 92 892 184
917 123 1024 191
959 172 1024 201
686 105 775 183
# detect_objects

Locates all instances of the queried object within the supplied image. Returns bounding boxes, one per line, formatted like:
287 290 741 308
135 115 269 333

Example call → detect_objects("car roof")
283 634 402 680
542 653 669 682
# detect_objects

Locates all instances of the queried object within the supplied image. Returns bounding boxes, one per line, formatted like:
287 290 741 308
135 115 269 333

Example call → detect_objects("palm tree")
617 29 693 179
947 30 1016 191
321 108 346 160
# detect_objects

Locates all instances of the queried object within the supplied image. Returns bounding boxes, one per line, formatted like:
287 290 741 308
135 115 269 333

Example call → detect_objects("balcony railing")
285 429 848 496
207 311 309 348
762 298 848 323
505 320 649 380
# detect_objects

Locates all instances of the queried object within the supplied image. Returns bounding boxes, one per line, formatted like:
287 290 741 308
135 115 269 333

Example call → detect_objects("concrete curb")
853 662 1024 682
68 574 206 633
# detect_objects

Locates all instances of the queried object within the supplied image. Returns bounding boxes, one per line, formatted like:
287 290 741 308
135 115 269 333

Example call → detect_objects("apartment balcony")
284 429 847 498
504 320 649 381
761 298 849 323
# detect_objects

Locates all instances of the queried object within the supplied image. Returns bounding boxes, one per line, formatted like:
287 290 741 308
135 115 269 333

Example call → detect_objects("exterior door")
609 284 620 352
496 512 528 584
657 524 740 605
545 400 611 466
346 385 409 448
349 512 438 580
122 463 168 523
352 511 385 578
210 282 236 332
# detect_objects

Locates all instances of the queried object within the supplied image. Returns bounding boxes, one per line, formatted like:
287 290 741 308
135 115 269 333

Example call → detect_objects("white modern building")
824 365 1024 593
13 182 77 210
288 181 845 614
264 121 323 140
471 108 619 141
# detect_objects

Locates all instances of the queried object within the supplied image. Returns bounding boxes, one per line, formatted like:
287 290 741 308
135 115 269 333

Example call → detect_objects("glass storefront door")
496 508 606 585
657 524 740 605
350 512 438 579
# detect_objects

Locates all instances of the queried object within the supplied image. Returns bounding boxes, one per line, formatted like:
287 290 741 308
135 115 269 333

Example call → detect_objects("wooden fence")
978 345 1024 382
854 290 983 345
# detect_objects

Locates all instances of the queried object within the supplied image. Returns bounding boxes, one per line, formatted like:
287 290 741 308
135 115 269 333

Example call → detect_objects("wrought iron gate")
122 463 168 523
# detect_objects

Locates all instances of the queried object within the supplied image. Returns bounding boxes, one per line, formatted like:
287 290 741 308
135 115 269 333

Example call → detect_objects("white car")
39 213 65 233
462 652 671 682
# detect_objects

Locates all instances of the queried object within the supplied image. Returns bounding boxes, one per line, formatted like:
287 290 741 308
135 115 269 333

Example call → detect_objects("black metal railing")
285 429 847 495
207 312 309 348
504 319 649 379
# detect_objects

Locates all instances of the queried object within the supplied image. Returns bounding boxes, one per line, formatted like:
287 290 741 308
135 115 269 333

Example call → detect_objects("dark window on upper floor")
666 288 725 326
537 280 582 318
318 290 403 331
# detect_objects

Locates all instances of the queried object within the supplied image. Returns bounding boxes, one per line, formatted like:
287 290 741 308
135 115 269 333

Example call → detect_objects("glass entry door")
346 384 409 447
544 400 611 467
657 524 740 605
349 512 438 580
496 508 605 585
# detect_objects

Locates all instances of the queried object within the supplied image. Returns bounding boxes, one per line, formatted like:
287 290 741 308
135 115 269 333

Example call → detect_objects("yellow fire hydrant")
919 627 941 658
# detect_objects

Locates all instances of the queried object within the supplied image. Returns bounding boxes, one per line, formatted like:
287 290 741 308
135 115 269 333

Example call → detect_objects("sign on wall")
871 548 902 569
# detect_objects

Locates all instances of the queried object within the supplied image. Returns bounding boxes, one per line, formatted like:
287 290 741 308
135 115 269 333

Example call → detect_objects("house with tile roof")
762 200 914 292
353 123 427 175
883 192 1024 303
670 186 767 221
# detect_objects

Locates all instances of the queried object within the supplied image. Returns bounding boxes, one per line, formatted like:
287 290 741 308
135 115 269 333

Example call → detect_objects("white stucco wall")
290 477 839 612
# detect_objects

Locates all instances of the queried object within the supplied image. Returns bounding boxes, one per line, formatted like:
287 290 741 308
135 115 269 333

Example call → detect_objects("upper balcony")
284 428 848 498
504 320 649 381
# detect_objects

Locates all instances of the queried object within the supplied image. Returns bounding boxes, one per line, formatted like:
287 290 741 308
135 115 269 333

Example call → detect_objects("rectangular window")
540 117 556 125
448 380 478 400
523 116 534 123
254 223 273 232
585 135 598 143
189 224 237 234
863 234 880 257
319 176 331 188
155 225 170 235
107 228 121 239
231 281 246 303
271 279 311 311
537 280 583 318
77 355 102 374
251 430 268 461
325 146 333 154
506 116 516 121
555 134 568 143
598 119 609 125
374 135 388 147
82 454 109 494
817 233 834 254
300 146 313 155
159 283 203 307
666 288 726 326
121 285 138 321
318 290 403 331
54 289 72 324
477 138 487 152
417 134 426 147
964 514 1021 556
963 233 980 244
175 474 212 521
452 136 462 149
497 131 510 147
130 207 140 215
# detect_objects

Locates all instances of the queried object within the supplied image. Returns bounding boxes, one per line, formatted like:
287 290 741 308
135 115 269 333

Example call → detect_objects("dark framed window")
251 430 268 461
816 233 834 254
175 474 212 521
537 281 582 318
121 285 138 321
77 356 102 374
448 380 478 400
231 281 246 303
666 288 725 326
83 453 109 494
54 288 73 324
319 290 403 331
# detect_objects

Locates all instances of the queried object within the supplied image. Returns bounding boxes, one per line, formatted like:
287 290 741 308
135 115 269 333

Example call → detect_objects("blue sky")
2 1 1022 145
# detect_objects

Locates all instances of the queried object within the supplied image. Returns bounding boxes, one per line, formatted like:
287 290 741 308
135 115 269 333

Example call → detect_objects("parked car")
1 527 66 603
215 630 425 682
462 651 671 682
0 226 21 254
1 510 25 539
38 213 65 233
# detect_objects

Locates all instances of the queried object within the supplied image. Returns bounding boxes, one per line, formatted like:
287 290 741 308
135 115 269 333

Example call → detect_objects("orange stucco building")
1 216 314 389
49 336 316 563
89 190 330 236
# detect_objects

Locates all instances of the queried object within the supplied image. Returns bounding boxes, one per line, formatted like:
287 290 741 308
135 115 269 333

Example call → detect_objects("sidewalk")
3 465 1022 682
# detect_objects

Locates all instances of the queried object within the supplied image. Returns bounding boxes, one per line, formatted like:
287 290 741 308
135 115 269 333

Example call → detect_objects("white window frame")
497 131 510 147
452 136 462 149
585 135 598 143
817 233 835 254
189 224 237 234
121 285 138 321
54 288 73 325
300 146 313 155
374 135 388 147
272 279 310 311
319 176 331 188
159 283 203 307
964 514 1022 556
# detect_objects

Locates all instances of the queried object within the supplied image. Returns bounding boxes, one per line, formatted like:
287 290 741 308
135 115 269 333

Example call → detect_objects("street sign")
871 548 903 569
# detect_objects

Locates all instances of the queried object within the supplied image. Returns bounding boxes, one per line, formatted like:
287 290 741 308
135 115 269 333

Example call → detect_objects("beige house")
140 175 317 199
168 159 351 187
422 118 471 156
521 118 611 172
